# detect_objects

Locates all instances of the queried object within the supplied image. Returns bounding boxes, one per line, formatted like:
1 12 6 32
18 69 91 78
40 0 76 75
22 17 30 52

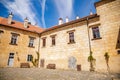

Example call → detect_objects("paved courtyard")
0 68 120 80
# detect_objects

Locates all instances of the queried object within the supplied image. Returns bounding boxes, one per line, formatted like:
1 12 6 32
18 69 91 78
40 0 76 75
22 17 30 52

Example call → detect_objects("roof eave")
40 14 99 34
0 24 40 34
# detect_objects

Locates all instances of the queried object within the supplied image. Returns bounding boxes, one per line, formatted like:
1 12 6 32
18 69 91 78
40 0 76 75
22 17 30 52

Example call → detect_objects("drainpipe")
87 17 92 53
37 33 41 68
38 33 41 53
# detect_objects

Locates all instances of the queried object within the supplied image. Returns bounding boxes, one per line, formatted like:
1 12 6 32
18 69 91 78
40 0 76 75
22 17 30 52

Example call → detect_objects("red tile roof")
0 17 44 33
41 14 99 34
0 14 99 34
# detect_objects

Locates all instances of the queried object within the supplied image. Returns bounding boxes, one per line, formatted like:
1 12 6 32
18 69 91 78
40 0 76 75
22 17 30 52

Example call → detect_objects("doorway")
8 53 14 67
40 59 45 68
68 56 77 69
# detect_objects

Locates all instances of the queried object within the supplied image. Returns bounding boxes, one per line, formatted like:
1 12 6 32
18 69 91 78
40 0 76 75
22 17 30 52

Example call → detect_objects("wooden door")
40 59 44 68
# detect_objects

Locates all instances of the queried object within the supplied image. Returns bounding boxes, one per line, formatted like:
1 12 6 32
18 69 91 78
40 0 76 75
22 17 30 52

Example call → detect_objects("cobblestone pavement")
0 68 120 80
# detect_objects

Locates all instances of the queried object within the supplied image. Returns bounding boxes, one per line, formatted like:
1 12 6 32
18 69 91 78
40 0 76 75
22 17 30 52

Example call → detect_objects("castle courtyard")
0 68 120 80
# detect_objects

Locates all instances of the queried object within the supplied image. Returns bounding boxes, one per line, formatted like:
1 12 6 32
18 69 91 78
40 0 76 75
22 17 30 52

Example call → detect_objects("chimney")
58 18 63 25
24 17 28 28
90 10 93 15
76 16 80 19
8 12 13 24
66 16 69 23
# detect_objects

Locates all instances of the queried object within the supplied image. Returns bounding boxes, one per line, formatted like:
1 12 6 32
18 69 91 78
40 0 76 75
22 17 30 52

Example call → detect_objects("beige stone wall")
40 20 96 71
95 0 120 73
0 26 39 67
0 0 119 73
40 0 120 73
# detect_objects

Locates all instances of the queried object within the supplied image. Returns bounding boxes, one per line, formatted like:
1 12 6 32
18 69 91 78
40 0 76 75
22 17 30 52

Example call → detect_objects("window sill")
51 45 56 47
9 43 18 46
91 37 102 40
42 46 46 48
28 46 35 48
27 61 32 62
68 42 75 44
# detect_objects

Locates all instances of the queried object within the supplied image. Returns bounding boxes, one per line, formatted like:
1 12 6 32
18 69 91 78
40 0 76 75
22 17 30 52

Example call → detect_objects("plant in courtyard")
104 52 110 72
31 51 40 67
88 51 96 71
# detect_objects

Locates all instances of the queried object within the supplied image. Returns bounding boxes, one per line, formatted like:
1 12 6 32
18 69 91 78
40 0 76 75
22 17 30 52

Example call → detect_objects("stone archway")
68 56 77 69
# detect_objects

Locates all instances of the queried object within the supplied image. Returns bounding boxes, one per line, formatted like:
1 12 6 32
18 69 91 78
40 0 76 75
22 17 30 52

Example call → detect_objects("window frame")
10 34 18 45
91 26 101 40
0 30 4 33
27 55 32 62
67 30 75 44
10 32 20 45
42 37 46 47
50 34 56 46
28 37 35 48
0 30 4 43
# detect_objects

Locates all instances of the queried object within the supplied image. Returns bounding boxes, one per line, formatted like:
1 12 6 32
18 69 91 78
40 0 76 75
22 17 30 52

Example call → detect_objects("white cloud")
53 0 74 20
0 0 40 26
40 0 46 28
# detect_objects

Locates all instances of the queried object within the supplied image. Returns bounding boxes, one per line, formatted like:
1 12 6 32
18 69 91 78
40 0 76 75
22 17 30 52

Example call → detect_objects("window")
7 53 14 66
27 55 32 61
50 35 56 46
52 36 55 45
117 50 120 54
0 30 4 43
0 30 4 33
28 37 35 47
42 38 46 47
92 27 101 39
69 32 75 43
10 34 18 45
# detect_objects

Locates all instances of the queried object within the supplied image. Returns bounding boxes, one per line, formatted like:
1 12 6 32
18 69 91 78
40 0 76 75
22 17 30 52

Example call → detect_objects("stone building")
0 13 44 67
0 0 120 73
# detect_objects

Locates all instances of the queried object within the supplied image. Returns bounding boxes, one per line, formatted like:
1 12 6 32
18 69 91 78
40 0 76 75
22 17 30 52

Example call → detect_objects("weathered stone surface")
0 68 120 80
0 26 39 67
40 0 120 73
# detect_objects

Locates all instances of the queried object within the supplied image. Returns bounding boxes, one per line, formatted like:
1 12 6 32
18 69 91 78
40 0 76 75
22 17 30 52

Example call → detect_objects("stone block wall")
0 26 39 67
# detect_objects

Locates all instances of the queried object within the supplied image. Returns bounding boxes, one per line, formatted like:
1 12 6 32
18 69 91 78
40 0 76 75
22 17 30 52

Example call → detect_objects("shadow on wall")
116 27 120 49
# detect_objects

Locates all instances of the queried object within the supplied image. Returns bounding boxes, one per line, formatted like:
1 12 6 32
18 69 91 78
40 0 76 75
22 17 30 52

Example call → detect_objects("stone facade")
0 25 40 67
39 0 120 73
0 0 120 73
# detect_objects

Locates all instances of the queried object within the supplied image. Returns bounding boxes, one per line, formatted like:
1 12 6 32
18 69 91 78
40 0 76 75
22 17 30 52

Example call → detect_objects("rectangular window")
10 34 18 45
69 32 75 43
50 35 56 46
42 38 46 47
52 36 55 45
27 55 32 61
28 37 35 47
0 30 4 43
92 27 100 39
0 30 4 33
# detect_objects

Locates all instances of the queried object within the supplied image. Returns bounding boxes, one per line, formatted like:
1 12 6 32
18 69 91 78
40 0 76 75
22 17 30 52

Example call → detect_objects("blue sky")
0 0 99 28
